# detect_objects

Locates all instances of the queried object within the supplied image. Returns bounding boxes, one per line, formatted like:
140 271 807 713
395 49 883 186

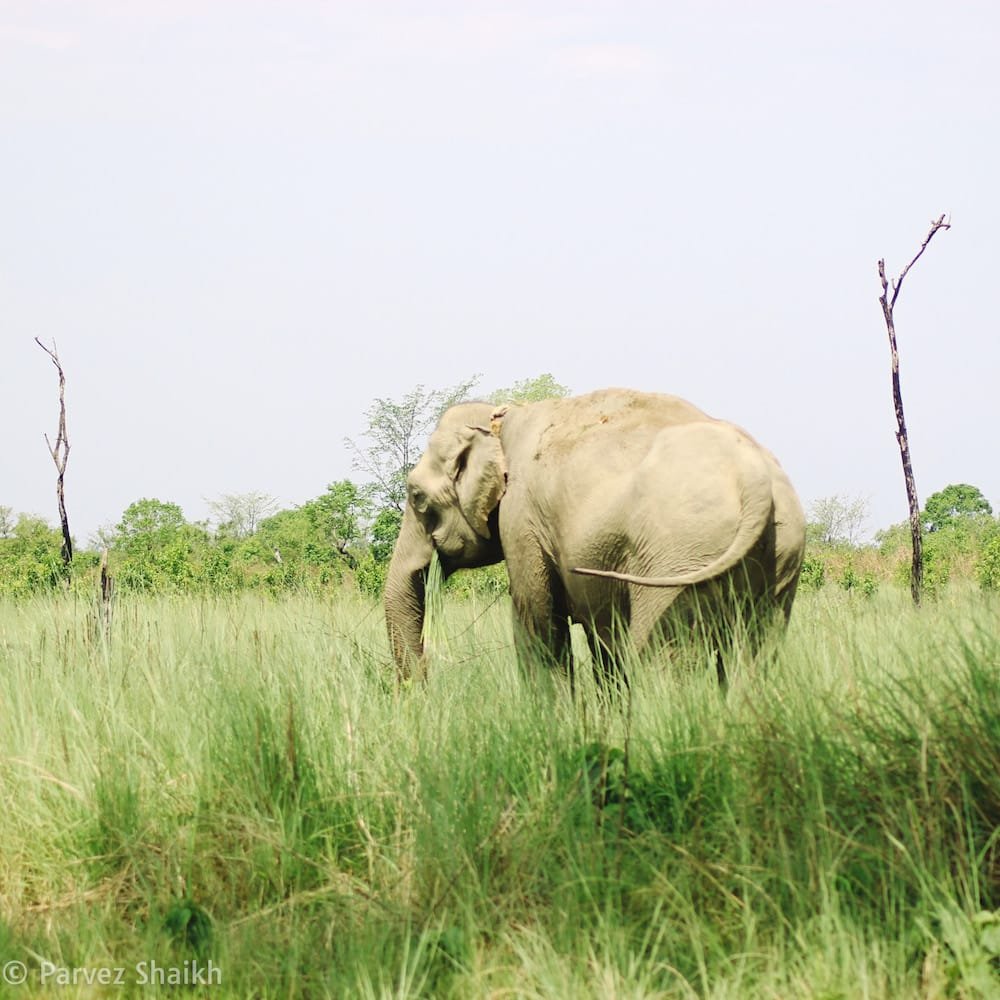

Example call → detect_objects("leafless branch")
876 215 950 606
882 214 951 310
34 337 73 570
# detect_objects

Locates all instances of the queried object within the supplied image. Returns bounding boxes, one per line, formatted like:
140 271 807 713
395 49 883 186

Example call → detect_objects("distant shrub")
799 555 826 590
840 563 878 598
445 563 508 600
353 554 388 598
977 535 1000 591
922 537 954 598
0 516 66 598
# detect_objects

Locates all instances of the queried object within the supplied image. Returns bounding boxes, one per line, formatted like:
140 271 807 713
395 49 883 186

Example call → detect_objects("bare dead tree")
35 337 73 572
877 214 950 606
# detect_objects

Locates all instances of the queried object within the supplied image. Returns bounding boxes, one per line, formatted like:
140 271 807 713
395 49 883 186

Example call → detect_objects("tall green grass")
0 586 998 997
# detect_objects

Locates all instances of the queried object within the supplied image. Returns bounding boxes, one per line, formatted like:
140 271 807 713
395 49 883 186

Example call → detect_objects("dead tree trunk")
35 338 73 574
877 214 950 607
99 548 114 642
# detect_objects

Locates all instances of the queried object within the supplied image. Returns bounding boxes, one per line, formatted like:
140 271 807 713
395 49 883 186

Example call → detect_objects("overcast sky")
3 1 998 545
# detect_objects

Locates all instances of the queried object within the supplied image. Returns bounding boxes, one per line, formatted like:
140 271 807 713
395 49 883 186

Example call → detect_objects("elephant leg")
586 622 630 701
627 585 730 682
512 609 571 681
508 555 574 685
626 585 683 660
667 580 779 684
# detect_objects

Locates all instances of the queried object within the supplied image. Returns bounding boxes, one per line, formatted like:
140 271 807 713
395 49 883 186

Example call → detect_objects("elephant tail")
572 452 774 589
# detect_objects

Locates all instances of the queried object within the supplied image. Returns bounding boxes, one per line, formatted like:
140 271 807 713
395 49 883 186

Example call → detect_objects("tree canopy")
114 498 188 552
208 491 279 538
806 495 870 546
489 373 570 405
922 484 993 532
346 376 481 512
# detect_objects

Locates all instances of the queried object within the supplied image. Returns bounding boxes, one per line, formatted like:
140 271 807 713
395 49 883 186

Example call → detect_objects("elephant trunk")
384 504 434 680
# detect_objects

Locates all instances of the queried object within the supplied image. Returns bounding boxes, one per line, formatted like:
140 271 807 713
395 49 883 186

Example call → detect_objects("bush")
0 515 67 597
354 554 388 597
799 555 826 590
445 563 508 600
977 535 1000 591
840 562 877 597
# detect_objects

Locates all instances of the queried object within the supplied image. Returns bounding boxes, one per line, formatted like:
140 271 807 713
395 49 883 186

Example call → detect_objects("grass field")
1 585 998 997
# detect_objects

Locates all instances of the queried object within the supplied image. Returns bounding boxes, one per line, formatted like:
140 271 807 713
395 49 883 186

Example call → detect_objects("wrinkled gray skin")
385 389 805 685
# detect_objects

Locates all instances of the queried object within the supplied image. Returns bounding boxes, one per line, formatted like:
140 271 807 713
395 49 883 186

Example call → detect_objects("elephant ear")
454 426 507 540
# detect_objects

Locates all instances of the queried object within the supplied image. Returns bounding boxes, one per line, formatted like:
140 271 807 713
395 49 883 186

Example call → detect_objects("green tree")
977 535 1000 591
345 506 404 597
878 484 998 593
0 514 67 597
302 480 372 560
489 373 570 405
207 491 279 538
346 376 481 512
111 499 210 592
114 498 187 552
369 507 402 564
253 509 322 568
922 484 993 533
245 481 373 591
807 495 870 547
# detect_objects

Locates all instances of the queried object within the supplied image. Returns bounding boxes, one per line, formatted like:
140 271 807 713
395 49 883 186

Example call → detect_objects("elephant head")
384 403 507 676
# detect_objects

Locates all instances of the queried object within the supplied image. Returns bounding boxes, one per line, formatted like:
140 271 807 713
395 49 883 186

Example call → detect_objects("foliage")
444 562 508 600
254 481 372 565
245 481 373 585
0 589 998 996
977 534 1000 591
873 484 1000 595
0 514 67 597
346 376 481 512
798 554 826 590
488 372 570 404
113 498 188 552
3 478 404 599
302 479 372 559
875 520 909 555
369 506 402 564
807 494 870 546
106 499 206 593
207 491 279 538
78 484 385 595
923 483 993 532
921 530 959 598
839 562 878 597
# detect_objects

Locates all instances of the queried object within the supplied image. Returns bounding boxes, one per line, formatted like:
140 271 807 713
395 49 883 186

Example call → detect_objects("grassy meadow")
0 584 999 997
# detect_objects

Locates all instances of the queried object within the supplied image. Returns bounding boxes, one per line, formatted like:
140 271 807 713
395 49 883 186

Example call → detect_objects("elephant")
385 388 806 687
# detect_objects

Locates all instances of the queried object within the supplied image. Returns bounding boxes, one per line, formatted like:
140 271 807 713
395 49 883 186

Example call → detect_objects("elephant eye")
409 487 429 513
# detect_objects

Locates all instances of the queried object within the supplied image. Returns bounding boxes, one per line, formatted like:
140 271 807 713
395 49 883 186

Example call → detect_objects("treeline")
0 488 397 599
4 376 999 599
1 374 565 599
802 484 1000 595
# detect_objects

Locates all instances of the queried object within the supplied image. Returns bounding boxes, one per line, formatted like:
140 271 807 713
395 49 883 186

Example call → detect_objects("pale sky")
3 1 998 545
